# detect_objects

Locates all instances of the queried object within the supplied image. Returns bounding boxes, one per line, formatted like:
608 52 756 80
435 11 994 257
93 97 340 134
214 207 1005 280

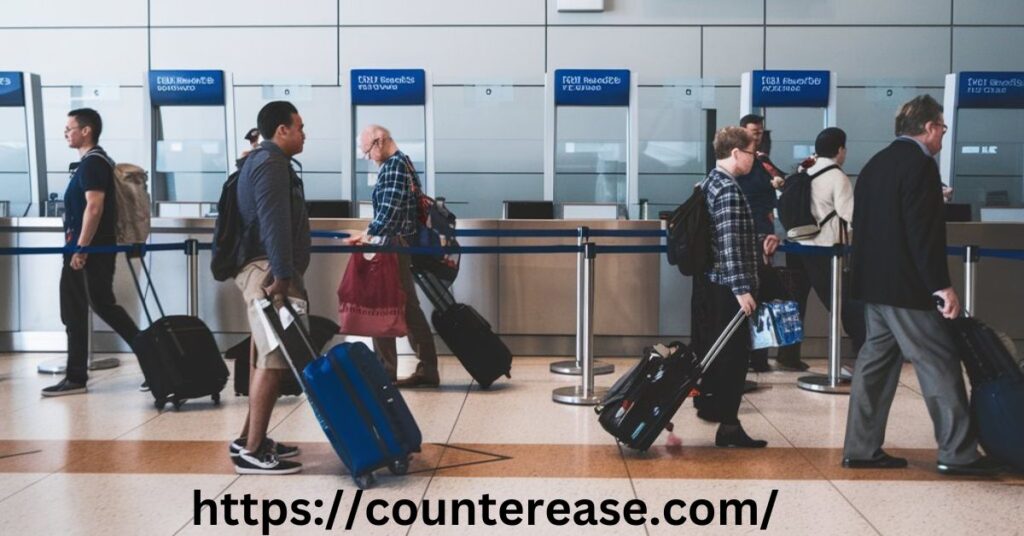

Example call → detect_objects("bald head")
358 124 397 164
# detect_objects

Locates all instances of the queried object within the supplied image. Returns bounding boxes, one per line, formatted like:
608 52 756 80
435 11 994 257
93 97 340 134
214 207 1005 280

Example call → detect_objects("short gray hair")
895 95 943 137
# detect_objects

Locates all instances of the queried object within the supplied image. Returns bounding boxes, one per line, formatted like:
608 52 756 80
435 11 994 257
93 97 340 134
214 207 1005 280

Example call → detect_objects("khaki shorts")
234 260 308 370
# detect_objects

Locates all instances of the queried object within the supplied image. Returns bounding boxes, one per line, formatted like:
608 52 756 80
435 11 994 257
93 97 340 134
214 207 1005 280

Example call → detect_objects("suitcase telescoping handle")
698 310 747 372
123 248 166 326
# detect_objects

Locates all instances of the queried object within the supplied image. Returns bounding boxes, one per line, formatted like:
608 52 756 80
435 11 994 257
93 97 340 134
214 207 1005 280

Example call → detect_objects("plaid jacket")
367 150 420 239
700 168 759 296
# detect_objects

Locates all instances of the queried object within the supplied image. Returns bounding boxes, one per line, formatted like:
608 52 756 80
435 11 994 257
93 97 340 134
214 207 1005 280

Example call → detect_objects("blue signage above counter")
351 69 425 105
149 70 225 106
0 72 25 107
752 70 830 108
555 69 630 106
958 72 1024 109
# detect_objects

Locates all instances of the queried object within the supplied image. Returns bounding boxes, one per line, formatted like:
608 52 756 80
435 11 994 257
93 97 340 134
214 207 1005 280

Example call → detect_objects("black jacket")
850 138 951 310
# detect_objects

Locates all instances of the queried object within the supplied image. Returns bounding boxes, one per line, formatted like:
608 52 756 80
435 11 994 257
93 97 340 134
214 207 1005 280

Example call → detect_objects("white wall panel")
151 28 337 85
953 28 1024 72
549 0 763 25
0 29 147 85
340 0 544 25
767 0 950 25
954 0 1024 25
548 27 701 84
151 0 336 27
766 27 950 85
1 0 146 27
340 27 544 85
702 27 764 85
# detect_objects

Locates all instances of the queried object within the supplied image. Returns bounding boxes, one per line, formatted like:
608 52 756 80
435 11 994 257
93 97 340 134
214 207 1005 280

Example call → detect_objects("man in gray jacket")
231 101 310 475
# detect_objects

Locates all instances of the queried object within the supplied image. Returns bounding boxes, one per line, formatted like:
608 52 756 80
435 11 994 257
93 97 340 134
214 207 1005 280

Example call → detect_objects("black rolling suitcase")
126 253 228 410
596 310 746 451
412 269 512 389
948 315 1024 471
231 315 339 396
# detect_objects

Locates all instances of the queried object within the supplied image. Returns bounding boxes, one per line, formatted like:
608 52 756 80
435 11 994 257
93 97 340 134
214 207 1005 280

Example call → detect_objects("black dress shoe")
774 360 810 372
937 456 1005 476
395 373 440 389
715 424 767 448
842 451 908 469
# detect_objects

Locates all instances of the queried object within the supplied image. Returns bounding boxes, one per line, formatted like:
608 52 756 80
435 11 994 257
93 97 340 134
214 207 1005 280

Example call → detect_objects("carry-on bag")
337 252 408 337
596 310 746 451
261 297 422 489
412 268 512 389
126 252 228 411
231 315 339 396
948 315 1024 471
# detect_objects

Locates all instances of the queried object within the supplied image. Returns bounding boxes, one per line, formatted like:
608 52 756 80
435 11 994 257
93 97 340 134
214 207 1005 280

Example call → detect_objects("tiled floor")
1 352 1021 535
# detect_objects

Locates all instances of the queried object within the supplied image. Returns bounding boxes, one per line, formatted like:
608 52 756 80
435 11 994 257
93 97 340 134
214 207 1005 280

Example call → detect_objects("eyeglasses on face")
362 137 382 157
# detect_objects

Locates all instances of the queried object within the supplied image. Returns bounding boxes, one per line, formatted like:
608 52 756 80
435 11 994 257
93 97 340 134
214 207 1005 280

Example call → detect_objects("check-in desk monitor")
942 72 1024 221
145 70 236 212
0 72 45 217
351 69 428 209
552 70 632 215
741 71 837 175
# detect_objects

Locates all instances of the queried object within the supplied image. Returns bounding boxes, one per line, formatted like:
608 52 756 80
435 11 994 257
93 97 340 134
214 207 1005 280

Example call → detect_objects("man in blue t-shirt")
42 108 140 397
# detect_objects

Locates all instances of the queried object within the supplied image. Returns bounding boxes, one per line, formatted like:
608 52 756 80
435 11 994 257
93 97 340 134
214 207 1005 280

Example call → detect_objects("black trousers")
60 253 140 384
691 276 750 426
777 253 866 363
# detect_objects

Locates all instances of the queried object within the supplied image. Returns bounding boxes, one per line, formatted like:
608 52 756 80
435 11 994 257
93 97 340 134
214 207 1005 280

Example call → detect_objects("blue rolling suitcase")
260 298 422 488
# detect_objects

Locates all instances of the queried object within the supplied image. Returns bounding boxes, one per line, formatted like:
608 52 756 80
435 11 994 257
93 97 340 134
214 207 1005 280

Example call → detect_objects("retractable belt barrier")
4 228 1021 405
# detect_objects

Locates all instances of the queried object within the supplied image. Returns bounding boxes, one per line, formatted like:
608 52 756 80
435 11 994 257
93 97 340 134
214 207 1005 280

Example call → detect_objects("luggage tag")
253 298 282 354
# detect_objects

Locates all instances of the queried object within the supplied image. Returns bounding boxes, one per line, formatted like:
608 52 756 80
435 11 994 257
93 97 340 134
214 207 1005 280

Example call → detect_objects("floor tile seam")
410 378 475 536
617 442 651 536
0 472 55 506
172 474 242 536
745 397 885 535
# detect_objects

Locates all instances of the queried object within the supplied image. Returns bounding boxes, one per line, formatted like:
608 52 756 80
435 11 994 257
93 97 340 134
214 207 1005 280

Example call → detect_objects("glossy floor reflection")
1 352 1021 535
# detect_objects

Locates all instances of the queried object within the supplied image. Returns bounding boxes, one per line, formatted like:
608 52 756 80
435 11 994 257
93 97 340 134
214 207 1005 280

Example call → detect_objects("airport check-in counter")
2 217 1022 356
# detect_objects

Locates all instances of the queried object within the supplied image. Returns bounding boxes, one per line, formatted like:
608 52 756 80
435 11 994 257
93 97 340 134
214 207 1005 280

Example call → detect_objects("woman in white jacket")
776 128 866 370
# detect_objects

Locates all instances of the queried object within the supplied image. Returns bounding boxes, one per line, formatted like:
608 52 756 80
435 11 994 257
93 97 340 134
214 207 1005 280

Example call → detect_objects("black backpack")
777 164 839 236
666 185 712 276
210 152 258 282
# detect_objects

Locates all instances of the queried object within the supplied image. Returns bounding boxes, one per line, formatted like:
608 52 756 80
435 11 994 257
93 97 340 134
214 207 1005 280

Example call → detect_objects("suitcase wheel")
353 472 376 490
172 399 185 411
211 393 221 405
154 400 166 411
388 458 410 476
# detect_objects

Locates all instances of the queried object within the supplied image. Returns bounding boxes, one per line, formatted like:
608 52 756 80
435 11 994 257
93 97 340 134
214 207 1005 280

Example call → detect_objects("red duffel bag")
337 252 408 337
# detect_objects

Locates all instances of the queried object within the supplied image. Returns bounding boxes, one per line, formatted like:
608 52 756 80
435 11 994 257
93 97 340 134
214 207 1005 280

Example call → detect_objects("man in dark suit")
842 95 1001 475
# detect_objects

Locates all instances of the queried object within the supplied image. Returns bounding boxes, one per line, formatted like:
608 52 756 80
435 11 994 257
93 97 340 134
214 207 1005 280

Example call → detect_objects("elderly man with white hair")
347 125 439 388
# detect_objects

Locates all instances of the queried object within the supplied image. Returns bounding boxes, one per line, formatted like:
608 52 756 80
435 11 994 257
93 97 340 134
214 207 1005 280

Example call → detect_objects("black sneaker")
233 445 302 475
41 378 87 397
139 381 150 392
230 438 299 459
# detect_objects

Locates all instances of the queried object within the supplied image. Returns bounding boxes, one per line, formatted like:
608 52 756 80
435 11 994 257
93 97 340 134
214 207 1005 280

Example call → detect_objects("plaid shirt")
700 168 759 296
367 150 420 239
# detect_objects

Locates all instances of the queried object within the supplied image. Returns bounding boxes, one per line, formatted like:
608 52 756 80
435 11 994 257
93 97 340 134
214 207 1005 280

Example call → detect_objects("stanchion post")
554 242 609 405
798 243 850 394
551 227 613 376
639 198 649 220
186 239 200 317
964 245 978 317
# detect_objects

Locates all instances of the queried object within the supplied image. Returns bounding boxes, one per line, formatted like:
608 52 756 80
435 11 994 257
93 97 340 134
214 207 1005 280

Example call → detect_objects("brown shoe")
395 373 440 389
